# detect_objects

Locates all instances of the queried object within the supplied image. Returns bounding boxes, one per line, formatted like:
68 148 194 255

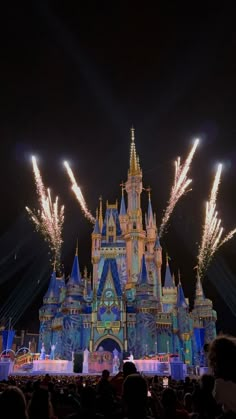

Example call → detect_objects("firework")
64 161 95 223
197 163 236 279
26 156 64 270
159 139 199 237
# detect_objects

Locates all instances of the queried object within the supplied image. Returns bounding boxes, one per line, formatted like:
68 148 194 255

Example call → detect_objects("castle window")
133 222 136 229
108 226 114 233
109 236 113 243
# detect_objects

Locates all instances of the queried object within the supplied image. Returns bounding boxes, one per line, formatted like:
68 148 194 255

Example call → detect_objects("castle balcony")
127 313 136 321
83 323 91 328
162 287 177 296
51 317 63 330
43 298 59 306
194 297 213 309
100 245 126 258
126 313 136 327
82 314 92 323
66 284 84 296
96 320 121 334
156 313 172 327
136 307 158 314
191 306 217 321
39 310 56 322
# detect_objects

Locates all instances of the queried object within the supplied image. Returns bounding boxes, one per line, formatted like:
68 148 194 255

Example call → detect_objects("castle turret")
124 128 146 286
119 185 127 234
39 268 63 354
92 209 101 288
145 190 157 254
194 269 205 302
98 196 103 233
176 274 192 364
192 269 217 346
51 274 66 358
153 235 162 301
61 246 85 358
62 245 84 313
162 255 177 312
177 282 188 309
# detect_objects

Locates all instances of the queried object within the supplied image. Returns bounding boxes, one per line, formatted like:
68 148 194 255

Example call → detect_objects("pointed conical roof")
68 246 82 285
139 254 148 285
120 188 126 216
98 196 103 232
97 258 122 297
147 190 154 224
43 269 65 303
154 235 161 250
177 283 188 308
93 210 100 234
195 269 205 299
44 270 57 298
129 127 141 176
164 255 175 288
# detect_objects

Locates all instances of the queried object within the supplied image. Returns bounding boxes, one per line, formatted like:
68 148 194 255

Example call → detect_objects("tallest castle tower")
124 128 146 288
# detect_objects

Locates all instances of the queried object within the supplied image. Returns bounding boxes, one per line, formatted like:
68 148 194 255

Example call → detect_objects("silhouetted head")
102 369 110 380
0 386 28 419
208 335 236 381
123 361 137 378
161 388 177 410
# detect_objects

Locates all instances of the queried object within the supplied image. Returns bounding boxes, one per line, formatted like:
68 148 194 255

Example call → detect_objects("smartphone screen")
163 377 168 387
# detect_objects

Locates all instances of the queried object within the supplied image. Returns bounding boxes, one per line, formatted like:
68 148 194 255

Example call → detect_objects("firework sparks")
159 139 199 237
64 161 95 224
197 163 236 279
26 156 64 270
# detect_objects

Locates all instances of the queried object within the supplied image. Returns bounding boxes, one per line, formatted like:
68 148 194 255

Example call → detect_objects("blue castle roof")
164 262 175 288
97 258 122 297
67 254 82 286
138 254 148 285
177 283 188 308
154 236 161 250
120 193 126 216
147 196 154 224
44 270 65 303
93 217 100 234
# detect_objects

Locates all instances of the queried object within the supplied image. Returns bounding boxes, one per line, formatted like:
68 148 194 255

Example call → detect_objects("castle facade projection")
39 130 216 365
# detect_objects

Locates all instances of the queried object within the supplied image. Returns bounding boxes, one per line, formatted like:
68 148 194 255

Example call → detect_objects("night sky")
0 3 236 334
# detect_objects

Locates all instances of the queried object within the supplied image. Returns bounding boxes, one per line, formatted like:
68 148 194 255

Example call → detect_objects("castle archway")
94 335 122 352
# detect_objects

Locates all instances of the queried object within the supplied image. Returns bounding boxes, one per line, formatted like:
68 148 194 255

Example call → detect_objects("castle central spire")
129 127 141 176
124 128 145 285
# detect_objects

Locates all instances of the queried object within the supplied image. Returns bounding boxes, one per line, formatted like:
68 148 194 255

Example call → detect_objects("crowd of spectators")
0 335 236 419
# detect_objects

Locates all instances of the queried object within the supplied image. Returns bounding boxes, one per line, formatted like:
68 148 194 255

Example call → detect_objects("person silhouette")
39 343 46 360
50 344 56 360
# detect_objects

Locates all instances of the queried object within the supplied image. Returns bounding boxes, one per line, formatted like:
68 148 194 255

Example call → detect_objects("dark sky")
0 2 236 333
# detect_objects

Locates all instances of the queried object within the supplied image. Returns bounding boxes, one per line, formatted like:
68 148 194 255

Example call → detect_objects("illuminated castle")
39 129 217 364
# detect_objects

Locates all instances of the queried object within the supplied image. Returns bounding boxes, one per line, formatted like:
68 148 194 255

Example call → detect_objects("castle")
39 129 217 365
